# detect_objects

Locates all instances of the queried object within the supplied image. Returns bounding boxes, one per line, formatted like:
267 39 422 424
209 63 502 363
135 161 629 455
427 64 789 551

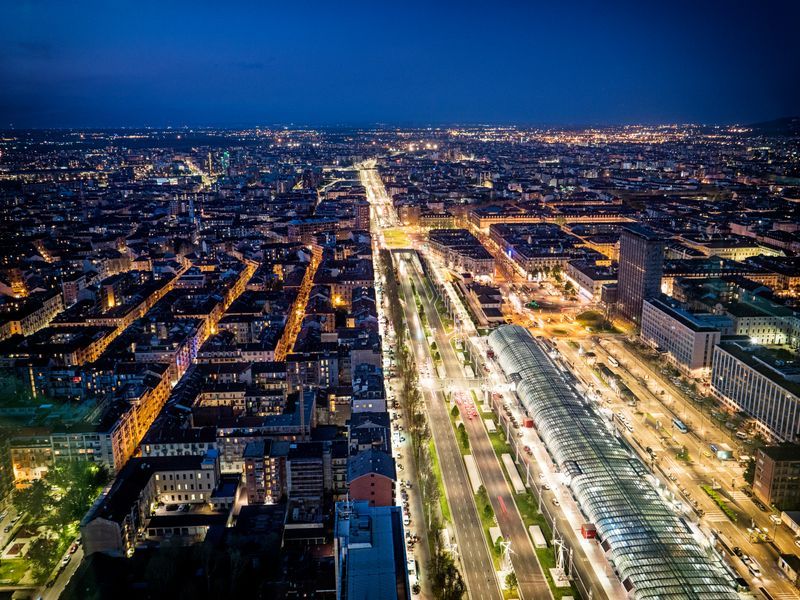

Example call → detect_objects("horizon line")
2 115 797 133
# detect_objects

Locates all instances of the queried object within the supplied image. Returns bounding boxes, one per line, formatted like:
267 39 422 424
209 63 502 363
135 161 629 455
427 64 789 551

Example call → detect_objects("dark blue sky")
1 0 798 127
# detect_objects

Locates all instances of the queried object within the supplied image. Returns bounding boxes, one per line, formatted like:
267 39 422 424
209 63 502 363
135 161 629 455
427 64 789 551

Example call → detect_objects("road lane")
397 253 501 600
405 255 552 600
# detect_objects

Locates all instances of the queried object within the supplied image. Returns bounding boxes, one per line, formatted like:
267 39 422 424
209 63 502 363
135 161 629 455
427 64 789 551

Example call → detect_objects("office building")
753 446 800 510
617 225 665 324
711 338 800 443
640 296 729 378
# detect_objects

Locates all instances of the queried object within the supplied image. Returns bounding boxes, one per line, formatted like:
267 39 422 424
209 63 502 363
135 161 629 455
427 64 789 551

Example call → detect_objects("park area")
0 461 108 585
576 310 619 333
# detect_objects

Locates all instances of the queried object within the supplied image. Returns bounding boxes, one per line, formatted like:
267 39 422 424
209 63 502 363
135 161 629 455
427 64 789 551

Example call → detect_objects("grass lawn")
428 438 452 523
487 428 513 457
447 400 471 455
0 558 29 584
475 488 501 569
701 485 738 522
577 310 620 333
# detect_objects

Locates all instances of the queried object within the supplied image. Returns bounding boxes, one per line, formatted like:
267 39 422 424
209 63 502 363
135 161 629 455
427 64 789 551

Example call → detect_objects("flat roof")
335 501 409 600
646 297 721 333
761 445 800 462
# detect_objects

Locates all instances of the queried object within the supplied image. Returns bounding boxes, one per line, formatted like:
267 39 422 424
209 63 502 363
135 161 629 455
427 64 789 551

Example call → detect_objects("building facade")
753 446 800 511
640 297 725 378
711 339 800 443
617 225 665 324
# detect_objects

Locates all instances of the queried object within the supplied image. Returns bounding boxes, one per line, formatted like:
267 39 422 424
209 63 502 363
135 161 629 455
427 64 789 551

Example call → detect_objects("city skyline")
1 2 800 598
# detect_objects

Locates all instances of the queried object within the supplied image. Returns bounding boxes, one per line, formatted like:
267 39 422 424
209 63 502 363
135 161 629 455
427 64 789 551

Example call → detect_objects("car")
61 555 71 568
69 541 79 554
3 525 11 533
543 483 550 490
732 546 743 557
770 514 782 525
0 510 7 520
795 538 800 549
552 498 560 507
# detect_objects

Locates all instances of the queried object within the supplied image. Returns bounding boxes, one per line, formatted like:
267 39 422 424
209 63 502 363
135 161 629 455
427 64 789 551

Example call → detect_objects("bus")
672 418 689 433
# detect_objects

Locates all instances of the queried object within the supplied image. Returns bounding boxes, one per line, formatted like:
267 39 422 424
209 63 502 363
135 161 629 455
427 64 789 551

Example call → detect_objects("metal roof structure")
488 325 738 600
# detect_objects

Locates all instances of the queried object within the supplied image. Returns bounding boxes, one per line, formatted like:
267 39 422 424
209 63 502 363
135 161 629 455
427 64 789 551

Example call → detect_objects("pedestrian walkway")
703 510 729 524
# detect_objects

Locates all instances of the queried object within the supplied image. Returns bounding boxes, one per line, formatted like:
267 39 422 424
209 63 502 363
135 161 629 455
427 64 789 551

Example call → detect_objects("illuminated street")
359 156 800 600
1 4 798 599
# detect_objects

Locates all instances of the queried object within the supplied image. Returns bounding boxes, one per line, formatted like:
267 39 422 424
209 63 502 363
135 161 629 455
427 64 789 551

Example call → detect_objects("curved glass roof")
488 325 737 600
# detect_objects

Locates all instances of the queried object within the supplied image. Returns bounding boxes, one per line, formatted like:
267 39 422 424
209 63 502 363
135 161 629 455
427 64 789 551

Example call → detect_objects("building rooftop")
347 448 396 482
334 500 409 600
761 445 800 462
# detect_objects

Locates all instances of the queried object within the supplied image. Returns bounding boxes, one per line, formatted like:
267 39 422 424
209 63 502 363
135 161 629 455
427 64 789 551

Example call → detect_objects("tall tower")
617 224 665 325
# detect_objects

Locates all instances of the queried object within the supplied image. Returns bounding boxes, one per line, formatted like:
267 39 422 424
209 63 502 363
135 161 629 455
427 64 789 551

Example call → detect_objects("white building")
726 303 797 346
641 297 728 378
711 338 800 443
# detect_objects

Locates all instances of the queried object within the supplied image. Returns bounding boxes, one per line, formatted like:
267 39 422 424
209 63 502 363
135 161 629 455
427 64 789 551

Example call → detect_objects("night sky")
1 0 798 128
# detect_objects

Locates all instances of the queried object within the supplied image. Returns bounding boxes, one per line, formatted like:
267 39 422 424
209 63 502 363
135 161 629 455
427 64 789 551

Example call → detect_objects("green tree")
50 461 110 524
27 535 59 580
451 404 460 419
457 424 469 450
743 457 756 485
13 478 51 516
429 547 466 600
505 571 518 591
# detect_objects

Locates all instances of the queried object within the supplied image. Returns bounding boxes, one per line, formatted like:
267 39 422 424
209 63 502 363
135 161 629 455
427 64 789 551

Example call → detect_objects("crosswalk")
703 510 729 524
731 491 749 503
